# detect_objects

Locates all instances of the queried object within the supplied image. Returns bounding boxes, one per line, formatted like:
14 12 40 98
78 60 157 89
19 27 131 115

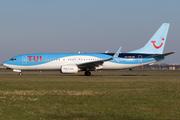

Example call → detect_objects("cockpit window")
10 58 17 61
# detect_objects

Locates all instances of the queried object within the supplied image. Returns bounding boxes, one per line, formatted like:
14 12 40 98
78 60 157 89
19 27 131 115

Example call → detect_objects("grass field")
0 70 180 120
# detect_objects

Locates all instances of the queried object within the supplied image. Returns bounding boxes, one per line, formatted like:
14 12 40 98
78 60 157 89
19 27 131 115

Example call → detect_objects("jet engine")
60 65 78 74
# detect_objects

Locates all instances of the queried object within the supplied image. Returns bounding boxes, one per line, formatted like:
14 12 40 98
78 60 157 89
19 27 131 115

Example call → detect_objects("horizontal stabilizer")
147 52 175 58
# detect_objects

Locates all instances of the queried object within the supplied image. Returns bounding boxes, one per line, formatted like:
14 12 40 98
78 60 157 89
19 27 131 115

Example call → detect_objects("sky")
0 0 180 64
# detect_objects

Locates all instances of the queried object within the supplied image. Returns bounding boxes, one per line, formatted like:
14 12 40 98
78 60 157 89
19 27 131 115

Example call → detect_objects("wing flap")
77 58 111 69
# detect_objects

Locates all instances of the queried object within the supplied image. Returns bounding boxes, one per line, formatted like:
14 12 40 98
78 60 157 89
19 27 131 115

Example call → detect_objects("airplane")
3 23 174 76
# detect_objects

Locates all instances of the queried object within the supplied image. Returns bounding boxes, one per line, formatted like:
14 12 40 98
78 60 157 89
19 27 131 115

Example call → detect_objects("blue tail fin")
129 23 170 54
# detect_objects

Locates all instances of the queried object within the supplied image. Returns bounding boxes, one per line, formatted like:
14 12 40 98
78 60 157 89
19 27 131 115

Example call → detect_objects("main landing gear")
84 71 91 76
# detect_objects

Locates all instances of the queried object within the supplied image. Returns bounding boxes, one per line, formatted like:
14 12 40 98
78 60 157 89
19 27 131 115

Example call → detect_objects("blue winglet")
112 47 122 62
113 47 122 58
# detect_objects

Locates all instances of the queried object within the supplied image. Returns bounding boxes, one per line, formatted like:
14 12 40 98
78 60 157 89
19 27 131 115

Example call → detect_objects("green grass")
0 70 180 119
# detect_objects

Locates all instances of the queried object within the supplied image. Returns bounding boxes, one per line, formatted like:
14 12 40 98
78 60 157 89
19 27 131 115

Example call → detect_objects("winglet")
113 47 122 59
111 47 122 63
105 50 109 53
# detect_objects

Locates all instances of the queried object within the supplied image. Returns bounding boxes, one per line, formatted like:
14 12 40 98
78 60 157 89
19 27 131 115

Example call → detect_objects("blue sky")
0 0 179 64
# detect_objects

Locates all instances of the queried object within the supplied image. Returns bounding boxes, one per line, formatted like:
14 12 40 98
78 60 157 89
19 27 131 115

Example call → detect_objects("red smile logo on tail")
151 38 164 49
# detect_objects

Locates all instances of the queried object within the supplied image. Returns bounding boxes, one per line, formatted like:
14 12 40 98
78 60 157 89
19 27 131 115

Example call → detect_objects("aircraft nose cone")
2 61 7 67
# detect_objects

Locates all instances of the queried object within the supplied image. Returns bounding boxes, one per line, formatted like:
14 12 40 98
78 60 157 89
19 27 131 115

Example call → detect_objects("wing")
77 47 122 70
77 58 112 69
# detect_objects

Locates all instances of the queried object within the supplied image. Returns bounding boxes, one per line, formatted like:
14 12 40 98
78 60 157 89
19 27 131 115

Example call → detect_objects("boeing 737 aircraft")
3 23 174 76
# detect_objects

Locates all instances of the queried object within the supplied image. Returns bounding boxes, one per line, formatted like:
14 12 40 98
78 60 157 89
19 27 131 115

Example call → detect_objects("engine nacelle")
60 65 78 74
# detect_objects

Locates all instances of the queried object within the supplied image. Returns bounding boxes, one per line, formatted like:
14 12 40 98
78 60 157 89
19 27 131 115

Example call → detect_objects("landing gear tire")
19 72 23 76
85 71 91 76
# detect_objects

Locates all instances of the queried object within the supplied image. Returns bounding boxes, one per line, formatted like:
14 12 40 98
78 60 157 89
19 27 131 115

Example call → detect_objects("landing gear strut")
19 72 23 76
85 71 91 76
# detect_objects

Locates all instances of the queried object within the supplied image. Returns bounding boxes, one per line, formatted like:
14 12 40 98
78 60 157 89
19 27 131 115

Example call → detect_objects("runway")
0 69 180 78
0 74 180 78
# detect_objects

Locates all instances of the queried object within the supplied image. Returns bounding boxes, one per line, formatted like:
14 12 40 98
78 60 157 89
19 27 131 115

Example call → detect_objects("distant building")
134 63 180 70
169 67 176 70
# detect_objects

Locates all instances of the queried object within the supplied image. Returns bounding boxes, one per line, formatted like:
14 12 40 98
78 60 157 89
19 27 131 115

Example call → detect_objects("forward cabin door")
22 56 27 64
